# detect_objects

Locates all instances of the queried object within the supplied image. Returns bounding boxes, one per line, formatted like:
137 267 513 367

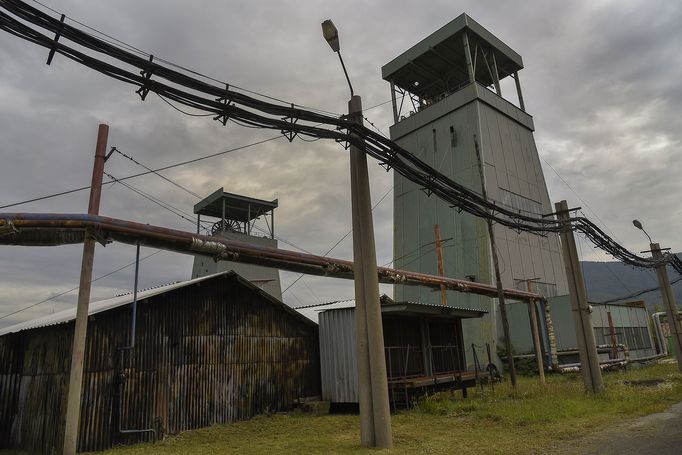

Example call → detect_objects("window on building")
450 126 457 148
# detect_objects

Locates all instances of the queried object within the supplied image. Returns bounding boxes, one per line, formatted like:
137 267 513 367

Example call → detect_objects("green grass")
90 362 682 455
5 363 682 454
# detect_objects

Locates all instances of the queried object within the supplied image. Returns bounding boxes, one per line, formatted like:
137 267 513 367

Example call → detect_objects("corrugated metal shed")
0 271 320 454
318 301 485 403
319 308 358 403
535 295 656 361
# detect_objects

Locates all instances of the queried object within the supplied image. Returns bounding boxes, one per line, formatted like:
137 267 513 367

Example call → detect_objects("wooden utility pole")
63 124 109 455
473 135 516 386
651 243 682 372
554 200 603 393
526 279 545 383
434 224 448 306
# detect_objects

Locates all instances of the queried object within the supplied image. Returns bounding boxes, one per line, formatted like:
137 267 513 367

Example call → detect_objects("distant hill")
581 254 682 311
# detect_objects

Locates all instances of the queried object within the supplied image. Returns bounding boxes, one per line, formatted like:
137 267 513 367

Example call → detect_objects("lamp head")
321 19 340 52
632 219 643 230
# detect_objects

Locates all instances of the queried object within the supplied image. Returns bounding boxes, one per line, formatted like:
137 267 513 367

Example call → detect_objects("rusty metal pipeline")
0 213 542 302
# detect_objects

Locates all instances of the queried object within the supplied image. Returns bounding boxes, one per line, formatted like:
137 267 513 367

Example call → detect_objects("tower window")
450 126 457 148
432 129 438 155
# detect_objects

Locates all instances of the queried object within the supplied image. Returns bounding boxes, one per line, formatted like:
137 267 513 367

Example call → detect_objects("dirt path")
551 401 682 454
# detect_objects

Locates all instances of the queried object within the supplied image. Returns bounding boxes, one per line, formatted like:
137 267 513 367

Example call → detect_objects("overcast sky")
1 0 681 328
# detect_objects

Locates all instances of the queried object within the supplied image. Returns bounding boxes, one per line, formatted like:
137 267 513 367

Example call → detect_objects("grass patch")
5 363 681 454
95 363 682 455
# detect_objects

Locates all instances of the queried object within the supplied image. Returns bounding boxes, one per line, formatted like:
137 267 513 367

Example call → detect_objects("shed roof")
381 13 523 101
295 296 487 322
193 187 278 222
0 271 314 337
382 301 487 319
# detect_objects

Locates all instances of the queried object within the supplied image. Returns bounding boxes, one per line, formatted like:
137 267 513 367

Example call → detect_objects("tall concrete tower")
191 188 283 300
382 14 567 355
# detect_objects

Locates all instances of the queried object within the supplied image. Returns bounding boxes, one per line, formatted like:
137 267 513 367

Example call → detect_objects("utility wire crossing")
1 0 681 276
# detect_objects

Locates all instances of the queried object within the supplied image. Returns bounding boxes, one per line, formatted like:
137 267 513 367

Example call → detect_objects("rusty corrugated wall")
0 273 320 453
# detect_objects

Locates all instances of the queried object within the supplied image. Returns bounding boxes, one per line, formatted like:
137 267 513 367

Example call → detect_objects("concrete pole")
651 243 682 371
349 96 375 448
555 200 603 393
350 157 374 442
63 124 109 455
348 95 392 448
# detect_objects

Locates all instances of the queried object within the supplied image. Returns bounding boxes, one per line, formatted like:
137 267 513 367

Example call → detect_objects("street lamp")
633 221 682 371
321 20 392 449
321 19 354 97
632 219 653 244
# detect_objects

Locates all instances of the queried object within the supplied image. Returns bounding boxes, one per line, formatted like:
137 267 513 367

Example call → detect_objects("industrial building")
506 297 657 366
0 271 320 453
382 14 568 362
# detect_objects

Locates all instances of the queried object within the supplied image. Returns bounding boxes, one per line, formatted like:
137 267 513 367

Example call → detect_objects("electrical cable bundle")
0 0 676 274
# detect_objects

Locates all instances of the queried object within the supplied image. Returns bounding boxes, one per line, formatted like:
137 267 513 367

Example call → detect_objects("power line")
282 185 393 295
112 147 202 198
0 6 562 228
109 147 319 259
382 238 454 268
0 248 163 321
0 136 282 210
0 2 571 235
2 0 678 276
596 276 682 305
30 0 149 57
104 171 199 227
364 98 393 112
114 147 316 253
29 0 341 117
577 210 633 295
156 93 214 118
0 185 93 210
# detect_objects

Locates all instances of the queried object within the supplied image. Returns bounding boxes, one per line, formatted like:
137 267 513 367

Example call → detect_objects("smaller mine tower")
191 188 282 299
